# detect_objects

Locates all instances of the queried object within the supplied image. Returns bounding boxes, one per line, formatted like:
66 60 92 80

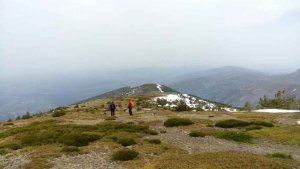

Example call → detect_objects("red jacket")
128 101 133 108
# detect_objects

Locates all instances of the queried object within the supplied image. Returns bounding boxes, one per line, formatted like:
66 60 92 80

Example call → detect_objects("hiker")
109 101 116 116
128 99 134 116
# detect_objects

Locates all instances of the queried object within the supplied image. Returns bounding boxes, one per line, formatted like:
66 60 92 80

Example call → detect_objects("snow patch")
157 84 164 93
253 109 300 113
292 88 297 92
297 120 300 125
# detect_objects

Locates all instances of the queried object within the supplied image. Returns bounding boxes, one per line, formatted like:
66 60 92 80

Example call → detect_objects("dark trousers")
128 108 133 116
110 109 115 116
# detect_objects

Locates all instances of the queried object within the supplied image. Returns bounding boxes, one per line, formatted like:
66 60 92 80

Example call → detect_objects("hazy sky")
1 0 300 77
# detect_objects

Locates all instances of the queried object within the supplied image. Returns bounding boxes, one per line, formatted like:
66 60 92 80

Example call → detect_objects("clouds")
0 0 299 77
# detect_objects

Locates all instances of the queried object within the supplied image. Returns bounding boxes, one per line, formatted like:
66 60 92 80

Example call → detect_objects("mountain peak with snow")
77 83 236 112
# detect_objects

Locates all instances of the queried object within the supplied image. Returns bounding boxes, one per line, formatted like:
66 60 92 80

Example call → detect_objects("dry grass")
155 151 297 169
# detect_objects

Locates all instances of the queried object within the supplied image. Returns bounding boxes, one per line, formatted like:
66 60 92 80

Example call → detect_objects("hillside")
78 84 236 112
0 96 299 169
170 67 300 107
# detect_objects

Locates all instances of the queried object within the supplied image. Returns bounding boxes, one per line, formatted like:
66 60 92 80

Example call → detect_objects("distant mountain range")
169 66 300 107
1 66 299 121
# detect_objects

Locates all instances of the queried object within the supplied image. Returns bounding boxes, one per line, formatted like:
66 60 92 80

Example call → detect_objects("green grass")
247 127 300 145
268 152 293 159
250 121 274 127
215 119 250 128
216 131 253 143
189 131 206 137
245 125 262 131
112 149 139 161
164 118 194 127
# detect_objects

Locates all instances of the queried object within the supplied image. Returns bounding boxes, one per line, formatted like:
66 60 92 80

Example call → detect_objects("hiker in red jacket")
128 99 134 116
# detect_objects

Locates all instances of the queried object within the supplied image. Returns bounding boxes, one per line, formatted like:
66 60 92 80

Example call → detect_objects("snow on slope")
153 94 237 112
253 109 300 113
156 84 164 93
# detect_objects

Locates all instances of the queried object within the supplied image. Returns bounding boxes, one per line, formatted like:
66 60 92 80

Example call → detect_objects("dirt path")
50 151 115 169
0 151 30 169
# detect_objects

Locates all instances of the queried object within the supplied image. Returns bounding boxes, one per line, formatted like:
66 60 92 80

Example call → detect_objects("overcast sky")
1 0 300 77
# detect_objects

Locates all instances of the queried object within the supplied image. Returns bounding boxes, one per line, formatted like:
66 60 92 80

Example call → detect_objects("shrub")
5 143 23 150
22 112 31 119
0 149 7 155
216 131 252 143
189 131 206 137
147 139 161 144
250 121 274 127
112 149 138 161
62 146 80 152
60 133 101 147
52 111 66 117
206 124 214 127
164 118 194 127
215 119 250 128
117 138 136 147
176 100 191 111
146 130 159 135
268 152 293 159
3 122 14 126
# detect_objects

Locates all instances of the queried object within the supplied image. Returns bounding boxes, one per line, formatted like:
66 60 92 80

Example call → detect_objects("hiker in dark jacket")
109 101 116 116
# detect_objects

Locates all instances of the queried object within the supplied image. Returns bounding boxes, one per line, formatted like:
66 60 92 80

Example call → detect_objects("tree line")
243 90 300 111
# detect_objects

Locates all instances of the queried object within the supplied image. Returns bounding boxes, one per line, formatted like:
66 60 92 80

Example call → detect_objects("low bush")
147 139 161 144
117 138 136 147
60 133 101 147
164 118 194 127
62 146 80 152
52 111 66 117
268 152 293 159
5 143 23 150
215 119 250 128
3 122 14 126
112 149 138 161
146 130 159 135
206 124 214 127
0 149 7 155
245 125 262 131
216 131 252 143
250 121 274 127
189 131 206 137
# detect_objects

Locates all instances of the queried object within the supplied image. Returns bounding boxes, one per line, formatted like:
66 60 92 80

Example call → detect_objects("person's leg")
129 108 133 115
111 110 113 116
113 109 115 116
